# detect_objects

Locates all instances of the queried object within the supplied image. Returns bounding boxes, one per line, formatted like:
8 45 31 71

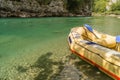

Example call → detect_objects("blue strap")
84 24 93 32
116 36 120 43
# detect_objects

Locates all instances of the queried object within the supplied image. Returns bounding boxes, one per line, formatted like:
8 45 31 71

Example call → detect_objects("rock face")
0 0 92 17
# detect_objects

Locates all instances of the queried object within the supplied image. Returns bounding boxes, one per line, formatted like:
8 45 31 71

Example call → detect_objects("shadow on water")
68 53 113 80
16 66 28 73
15 52 113 80
31 52 64 80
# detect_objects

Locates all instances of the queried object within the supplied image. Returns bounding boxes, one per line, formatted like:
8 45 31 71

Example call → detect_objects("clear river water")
0 16 120 80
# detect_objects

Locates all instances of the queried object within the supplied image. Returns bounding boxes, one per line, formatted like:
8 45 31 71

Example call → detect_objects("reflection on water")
0 16 119 80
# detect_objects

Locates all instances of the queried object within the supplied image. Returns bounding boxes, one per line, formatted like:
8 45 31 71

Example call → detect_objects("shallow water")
0 16 120 80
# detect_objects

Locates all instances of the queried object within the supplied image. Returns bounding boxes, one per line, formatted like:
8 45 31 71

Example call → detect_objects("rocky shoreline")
0 10 91 17
0 0 92 17
92 12 120 18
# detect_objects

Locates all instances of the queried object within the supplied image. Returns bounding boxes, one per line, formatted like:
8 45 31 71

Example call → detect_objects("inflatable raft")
68 24 120 80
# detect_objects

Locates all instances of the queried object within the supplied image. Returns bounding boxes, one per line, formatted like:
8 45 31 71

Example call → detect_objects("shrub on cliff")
93 0 107 13
110 0 120 11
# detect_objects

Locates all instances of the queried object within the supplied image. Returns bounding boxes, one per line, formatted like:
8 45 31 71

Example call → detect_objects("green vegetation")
93 0 108 13
93 0 120 14
110 1 120 11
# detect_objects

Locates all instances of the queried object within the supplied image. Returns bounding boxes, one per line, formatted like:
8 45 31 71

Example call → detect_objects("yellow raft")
68 24 120 80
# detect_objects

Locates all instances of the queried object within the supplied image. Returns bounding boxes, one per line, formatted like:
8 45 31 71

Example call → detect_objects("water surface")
0 16 120 80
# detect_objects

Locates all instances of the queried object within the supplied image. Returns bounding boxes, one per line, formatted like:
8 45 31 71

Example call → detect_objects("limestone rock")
0 0 92 17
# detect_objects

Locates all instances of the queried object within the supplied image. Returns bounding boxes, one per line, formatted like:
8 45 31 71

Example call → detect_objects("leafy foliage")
93 0 107 12
93 0 120 13
110 0 120 11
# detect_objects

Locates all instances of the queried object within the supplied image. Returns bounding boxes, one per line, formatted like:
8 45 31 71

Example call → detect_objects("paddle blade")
84 24 93 32
116 36 120 43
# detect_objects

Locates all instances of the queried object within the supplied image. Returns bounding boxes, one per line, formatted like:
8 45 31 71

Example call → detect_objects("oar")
116 36 120 43
116 36 120 51
84 24 99 39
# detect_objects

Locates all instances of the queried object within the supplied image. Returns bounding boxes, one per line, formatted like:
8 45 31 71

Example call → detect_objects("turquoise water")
0 17 120 80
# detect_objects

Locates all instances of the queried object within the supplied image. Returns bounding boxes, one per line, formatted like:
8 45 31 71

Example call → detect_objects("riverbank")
107 14 120 18
92 12 120 18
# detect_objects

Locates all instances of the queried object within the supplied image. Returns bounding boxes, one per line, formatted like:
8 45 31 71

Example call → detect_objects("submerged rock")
52 54 88 80
53 63 88 80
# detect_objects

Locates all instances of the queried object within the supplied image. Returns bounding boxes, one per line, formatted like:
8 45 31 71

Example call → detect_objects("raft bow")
68 24 120 80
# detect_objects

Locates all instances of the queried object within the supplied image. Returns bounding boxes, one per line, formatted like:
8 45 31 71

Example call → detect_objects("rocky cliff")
0 0 92 17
